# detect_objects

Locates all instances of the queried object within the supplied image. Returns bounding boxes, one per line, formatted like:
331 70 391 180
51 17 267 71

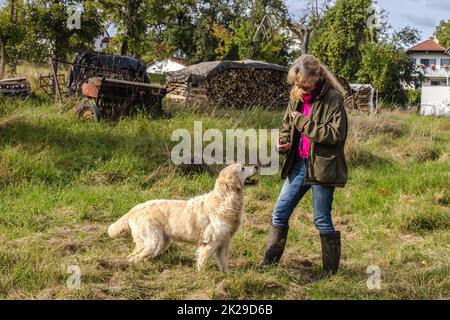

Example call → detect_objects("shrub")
406 89 421 107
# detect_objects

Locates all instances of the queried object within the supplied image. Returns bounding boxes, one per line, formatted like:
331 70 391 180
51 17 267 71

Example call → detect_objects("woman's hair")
287 54 346 102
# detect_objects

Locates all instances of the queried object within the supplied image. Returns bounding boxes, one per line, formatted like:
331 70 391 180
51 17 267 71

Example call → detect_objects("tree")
287 0 332 54
0 0 25 77
393 26 422 48
356 27 422 106
434 19 450 48
99 0 151 57
211 0 291 64
310 0 373 81
23 0 103 71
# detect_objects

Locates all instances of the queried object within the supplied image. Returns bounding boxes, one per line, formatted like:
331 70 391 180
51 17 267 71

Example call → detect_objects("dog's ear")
218 169 243 191
230 170 243 190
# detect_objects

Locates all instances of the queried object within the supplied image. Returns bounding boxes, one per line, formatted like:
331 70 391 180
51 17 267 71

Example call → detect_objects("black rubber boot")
259 223 289 269
320 231 341 275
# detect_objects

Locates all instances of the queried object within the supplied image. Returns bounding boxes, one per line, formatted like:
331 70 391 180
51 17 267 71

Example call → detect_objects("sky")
287 0 450 43
1 0 449 44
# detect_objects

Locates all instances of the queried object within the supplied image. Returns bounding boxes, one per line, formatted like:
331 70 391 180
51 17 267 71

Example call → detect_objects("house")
407 38 450 87
94 31 112 52
147 58 189 74
407 38 450 117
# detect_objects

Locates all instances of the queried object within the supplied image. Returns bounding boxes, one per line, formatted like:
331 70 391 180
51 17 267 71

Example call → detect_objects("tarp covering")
67 52 149 93
166 60 288 85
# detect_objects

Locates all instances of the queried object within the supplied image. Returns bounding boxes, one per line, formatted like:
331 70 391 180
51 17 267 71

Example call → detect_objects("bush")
406 89 421 107
148 73 166 84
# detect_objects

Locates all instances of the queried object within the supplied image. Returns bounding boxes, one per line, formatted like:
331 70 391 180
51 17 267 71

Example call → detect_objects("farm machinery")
48 52 168 121
79 76 167 121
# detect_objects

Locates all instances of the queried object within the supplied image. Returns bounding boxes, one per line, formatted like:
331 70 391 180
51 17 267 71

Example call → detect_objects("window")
409 58 417 66
421 59 437 67
431 80 446 86
441 59 450 67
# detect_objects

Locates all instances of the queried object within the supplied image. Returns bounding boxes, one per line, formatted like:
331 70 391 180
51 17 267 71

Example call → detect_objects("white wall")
421 86 450 117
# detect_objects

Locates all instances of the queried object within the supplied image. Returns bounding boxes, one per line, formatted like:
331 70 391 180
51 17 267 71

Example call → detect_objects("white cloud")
403 14 437 28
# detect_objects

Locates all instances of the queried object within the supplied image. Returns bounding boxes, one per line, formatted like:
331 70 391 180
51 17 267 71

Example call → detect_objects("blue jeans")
272 156 336 234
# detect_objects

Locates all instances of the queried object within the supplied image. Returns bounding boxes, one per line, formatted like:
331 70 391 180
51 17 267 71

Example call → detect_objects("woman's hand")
291 111 300 119
277 140 292 152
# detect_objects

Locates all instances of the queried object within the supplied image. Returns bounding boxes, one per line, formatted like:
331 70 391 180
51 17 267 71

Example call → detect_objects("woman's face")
295 71 320 94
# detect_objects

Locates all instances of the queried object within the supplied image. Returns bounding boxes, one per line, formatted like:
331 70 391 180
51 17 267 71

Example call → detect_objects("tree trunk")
120 39 128 56
9 0 15 23
50 56 59 95
375 90 380 115
10 61 17 75
0 37 6 79
303 28 312 54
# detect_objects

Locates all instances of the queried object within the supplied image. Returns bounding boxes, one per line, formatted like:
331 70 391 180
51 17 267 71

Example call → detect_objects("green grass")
0 95 449 300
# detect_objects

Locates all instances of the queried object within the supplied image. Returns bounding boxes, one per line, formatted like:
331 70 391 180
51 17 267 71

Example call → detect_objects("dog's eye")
241 167 245 171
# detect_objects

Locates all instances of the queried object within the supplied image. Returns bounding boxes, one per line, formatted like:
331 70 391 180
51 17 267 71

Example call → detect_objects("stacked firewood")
350 84 375 113
335 75 374 113
206 68 290 109
335 75 355 110
167 83 189 101
168 68 290 109
0 77 31 97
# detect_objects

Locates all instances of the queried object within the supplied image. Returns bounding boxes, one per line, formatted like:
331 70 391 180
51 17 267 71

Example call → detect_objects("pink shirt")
298 93 313 159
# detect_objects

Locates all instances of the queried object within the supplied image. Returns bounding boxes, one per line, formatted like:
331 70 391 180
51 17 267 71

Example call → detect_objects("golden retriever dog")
108 164 259 271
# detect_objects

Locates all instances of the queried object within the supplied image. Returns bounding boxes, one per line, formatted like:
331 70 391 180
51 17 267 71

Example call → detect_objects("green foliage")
310 0 373 81
21 0 103 63
211 0 291 64
213 17 290 65
0 0 27 75
138 0 291 64
99 0 154 57
311 0 422 106
406 89 421 107
357 40 420 105
434 19 450 48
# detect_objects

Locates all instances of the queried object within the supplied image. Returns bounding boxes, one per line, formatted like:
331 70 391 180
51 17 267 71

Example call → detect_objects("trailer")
78 76 167 121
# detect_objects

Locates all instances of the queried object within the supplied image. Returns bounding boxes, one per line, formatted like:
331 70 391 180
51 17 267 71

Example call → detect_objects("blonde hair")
287 54 346 102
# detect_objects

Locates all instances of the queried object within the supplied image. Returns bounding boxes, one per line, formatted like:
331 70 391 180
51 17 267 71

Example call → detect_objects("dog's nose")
254 165 260 172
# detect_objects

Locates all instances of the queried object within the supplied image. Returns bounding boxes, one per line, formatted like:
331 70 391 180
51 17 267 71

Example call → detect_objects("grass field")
0 94 449 300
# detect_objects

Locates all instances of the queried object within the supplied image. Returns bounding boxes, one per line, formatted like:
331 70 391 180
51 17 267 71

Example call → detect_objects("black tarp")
166 60 288 85
67 52 149 94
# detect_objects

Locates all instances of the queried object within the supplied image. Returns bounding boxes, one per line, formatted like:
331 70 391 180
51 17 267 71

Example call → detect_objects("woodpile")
167 60 290 109
335 75 374 113
0 77 31 97
167 83 190 101
350 84 375 113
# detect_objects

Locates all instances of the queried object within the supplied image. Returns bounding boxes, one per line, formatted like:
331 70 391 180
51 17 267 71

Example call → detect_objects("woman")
260 54 348 277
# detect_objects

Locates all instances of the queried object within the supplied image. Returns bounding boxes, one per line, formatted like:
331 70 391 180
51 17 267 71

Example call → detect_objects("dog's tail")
108 214 131 238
